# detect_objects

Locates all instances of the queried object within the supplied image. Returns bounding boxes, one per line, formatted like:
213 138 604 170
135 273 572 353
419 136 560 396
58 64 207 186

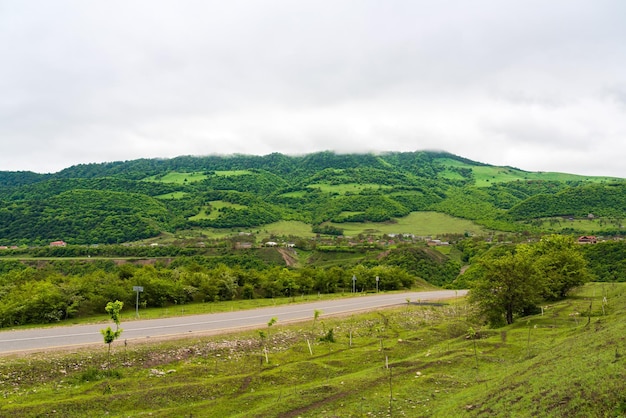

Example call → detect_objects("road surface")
0 289 466 355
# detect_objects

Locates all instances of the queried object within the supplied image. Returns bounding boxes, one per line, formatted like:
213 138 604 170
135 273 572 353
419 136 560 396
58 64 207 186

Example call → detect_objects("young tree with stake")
101 300 124 369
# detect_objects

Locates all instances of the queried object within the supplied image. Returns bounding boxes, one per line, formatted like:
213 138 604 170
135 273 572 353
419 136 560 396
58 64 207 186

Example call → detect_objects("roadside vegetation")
1 233 626 329
1 283 624 417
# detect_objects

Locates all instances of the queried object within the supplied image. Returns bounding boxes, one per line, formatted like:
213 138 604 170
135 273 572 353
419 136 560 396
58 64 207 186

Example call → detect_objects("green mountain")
0 151 623 245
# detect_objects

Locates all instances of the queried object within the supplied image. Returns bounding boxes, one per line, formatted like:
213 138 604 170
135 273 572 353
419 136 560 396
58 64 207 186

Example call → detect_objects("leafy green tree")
468 245 540 326
532 235 590 300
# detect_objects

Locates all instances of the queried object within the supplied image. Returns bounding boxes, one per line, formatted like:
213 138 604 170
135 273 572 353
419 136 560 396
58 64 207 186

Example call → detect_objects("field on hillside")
189 200 248 221
328 211 490 237
171 212 491 242
144 172 209 184
257 220 317 239
145 170 252 184
438 158 620 187
2 283 624 417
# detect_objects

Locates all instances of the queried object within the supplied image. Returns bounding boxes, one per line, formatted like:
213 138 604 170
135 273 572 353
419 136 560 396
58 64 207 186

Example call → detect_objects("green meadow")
145 170 251 184
1 283 624 417
144 171 209 184
257 220 317 239
328 211 490 237
438 158 620 187
189 200 248 221
214 170 253 176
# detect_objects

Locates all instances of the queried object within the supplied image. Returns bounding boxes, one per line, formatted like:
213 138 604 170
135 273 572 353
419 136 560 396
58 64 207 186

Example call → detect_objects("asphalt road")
0 289 466 355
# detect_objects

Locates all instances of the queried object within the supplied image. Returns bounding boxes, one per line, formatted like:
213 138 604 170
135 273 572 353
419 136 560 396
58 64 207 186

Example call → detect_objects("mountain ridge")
0 150 624 245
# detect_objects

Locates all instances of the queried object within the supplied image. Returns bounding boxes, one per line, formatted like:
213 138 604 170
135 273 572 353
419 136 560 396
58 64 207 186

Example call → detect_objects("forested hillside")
0 151 623 245
1 148 626 327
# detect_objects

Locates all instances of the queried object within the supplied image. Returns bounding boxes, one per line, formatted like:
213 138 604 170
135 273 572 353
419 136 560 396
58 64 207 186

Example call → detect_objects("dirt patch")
277 248 298 267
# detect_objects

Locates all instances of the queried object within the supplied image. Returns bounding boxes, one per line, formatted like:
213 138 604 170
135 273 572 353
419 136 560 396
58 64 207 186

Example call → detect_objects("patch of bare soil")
277 248 298 267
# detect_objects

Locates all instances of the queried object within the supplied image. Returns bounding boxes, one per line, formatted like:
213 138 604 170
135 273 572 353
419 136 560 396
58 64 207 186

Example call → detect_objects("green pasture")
256 220 316 239
215 170 252 176
189 200 248 221
438 157 620 187
144 171 208 184
2 283 625 417
144 170 251 184
329 211 490 237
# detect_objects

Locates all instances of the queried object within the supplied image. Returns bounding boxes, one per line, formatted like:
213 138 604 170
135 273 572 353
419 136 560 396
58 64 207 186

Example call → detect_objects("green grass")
438 158 621 187
2 283 625 417
256 220 317 239
143 170 250 185
329 211 490 237
189 200 248 221
214 170 252 176
144 171 209 184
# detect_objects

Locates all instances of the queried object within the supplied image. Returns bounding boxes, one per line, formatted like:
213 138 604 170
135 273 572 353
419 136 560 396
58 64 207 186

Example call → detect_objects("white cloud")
0 0 625 176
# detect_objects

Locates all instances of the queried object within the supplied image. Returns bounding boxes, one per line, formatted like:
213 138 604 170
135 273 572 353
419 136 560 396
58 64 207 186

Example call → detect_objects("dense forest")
0 151 623 245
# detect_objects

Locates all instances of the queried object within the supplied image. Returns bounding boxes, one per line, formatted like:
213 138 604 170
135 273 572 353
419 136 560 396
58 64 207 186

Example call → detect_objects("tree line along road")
0 289 466 355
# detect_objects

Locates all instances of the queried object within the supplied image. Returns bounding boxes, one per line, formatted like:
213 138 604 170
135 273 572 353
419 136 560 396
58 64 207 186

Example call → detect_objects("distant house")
50 240 67 247
577 236 597 244
264 241 278 247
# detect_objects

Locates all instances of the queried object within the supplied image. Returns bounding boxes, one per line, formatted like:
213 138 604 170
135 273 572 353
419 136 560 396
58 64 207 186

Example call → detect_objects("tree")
468 245 540 326
101 300 124 369
532 234 590 300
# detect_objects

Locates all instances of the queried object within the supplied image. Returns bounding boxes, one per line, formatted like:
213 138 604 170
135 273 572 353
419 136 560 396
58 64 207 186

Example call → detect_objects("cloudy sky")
1 1 625 176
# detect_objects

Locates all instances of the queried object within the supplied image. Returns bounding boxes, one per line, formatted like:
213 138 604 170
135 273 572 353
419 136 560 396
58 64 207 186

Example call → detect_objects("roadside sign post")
352 275 356 293
133 286 144 318
376 276 379 293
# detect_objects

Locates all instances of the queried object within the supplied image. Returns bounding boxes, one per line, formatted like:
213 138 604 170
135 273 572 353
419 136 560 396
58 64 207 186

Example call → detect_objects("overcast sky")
1 1 625 176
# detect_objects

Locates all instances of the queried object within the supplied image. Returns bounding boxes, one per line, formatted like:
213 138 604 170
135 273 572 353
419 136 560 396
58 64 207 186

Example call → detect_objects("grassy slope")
326 211 490 237
437 157 620 187
1 283 624 417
